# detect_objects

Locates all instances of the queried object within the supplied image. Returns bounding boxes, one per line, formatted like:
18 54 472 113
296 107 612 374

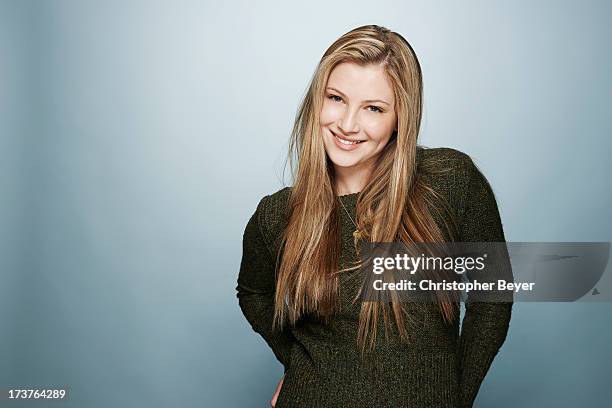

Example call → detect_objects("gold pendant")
353 229 362 258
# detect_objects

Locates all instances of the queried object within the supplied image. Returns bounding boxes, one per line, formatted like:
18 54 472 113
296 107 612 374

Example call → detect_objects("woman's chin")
327 152 363 168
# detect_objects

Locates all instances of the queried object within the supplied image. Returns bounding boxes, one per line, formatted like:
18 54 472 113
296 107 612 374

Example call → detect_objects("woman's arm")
457 157 513 408
236 195 296 373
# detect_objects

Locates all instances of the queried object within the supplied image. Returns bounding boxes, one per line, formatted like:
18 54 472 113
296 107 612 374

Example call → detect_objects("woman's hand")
270 374 285 407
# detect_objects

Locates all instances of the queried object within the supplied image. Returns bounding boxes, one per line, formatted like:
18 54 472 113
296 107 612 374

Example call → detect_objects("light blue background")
1 1 611 407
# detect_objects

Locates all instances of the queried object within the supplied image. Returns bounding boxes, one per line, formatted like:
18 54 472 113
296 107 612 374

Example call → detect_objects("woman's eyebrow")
326 87 391 106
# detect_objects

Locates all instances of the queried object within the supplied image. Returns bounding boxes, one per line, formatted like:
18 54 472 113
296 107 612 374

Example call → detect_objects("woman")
236 25 512 408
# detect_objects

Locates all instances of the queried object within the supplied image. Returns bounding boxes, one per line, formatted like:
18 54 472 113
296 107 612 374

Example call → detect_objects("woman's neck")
334 163 373 196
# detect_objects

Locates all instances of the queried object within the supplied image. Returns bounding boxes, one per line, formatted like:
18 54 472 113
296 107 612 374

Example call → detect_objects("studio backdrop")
1 1 611 407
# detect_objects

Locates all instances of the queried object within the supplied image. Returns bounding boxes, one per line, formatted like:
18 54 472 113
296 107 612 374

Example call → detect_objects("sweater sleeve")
236 195 296 373
457 158 513 408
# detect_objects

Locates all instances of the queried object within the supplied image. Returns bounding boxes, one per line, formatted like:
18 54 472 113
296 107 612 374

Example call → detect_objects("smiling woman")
236 24 512 408
321 63 398 178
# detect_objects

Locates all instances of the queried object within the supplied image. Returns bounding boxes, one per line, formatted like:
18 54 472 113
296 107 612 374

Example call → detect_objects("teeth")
334 134 362 145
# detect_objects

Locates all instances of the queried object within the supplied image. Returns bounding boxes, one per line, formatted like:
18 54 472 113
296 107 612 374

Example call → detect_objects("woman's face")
320 62 397 170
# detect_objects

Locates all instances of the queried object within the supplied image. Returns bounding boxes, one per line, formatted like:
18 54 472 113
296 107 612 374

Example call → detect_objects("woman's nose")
338 110 360 134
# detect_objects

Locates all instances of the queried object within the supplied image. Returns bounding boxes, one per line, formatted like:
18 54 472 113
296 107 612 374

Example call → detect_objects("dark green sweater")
236 147 512 408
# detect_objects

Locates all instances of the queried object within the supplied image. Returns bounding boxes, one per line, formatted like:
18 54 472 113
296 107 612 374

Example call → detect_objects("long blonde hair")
274 25 460 353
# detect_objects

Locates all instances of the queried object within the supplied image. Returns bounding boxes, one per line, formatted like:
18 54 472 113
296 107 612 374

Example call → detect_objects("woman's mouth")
331 130 365 150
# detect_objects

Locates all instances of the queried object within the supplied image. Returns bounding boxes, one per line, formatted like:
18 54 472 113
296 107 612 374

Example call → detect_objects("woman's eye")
327 95 383 113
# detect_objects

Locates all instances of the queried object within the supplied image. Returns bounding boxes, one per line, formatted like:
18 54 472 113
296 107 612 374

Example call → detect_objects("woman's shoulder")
416 145 478 189
416 146 493 220
258 186 292 218
416 145 474 170
252 186 292 250
417 146 503 230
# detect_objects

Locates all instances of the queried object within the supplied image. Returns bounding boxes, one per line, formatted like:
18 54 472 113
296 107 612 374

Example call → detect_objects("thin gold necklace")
338 196 363 257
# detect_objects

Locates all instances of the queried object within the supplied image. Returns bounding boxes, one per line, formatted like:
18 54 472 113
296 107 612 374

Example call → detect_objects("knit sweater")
236 147 513 408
